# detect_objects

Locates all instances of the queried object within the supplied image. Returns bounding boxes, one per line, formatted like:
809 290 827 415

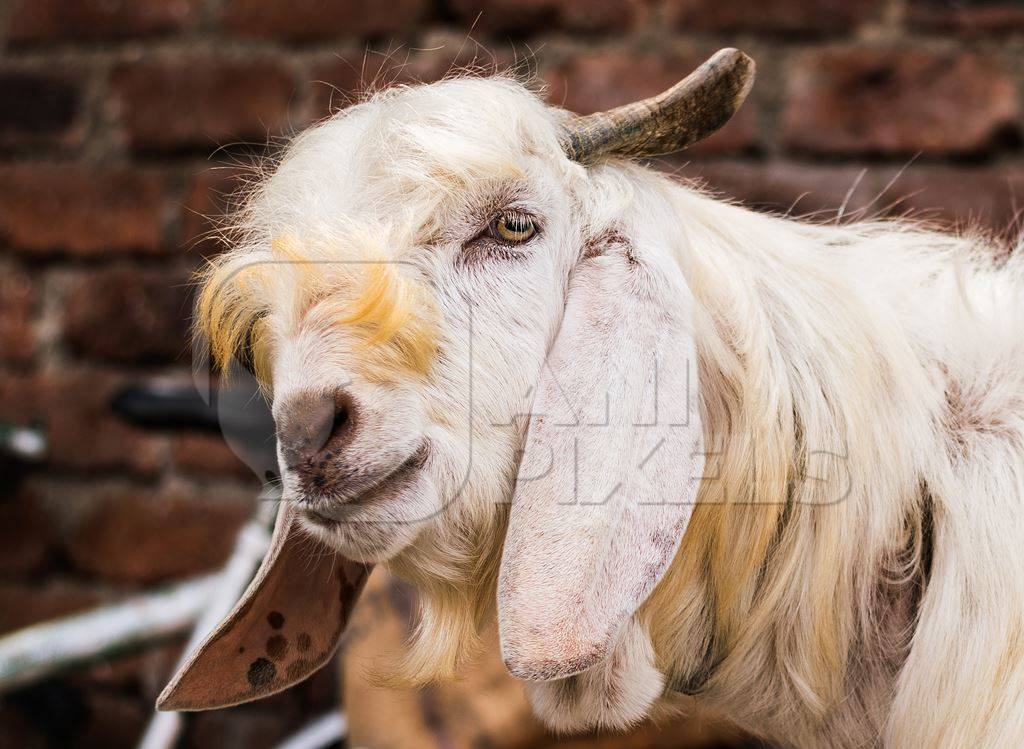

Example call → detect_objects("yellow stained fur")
379 506 509 688
195 257 273 377
339 260 436 380
194 234 437 386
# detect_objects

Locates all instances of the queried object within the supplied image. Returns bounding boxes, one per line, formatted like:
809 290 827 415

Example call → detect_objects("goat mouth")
299 441 429 527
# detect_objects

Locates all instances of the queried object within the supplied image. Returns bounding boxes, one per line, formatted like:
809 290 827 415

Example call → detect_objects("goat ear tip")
154 688 179 712
154 685 219 713
154 671 202 712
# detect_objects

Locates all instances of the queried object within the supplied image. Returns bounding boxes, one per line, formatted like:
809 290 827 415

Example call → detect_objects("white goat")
159 50 1024 748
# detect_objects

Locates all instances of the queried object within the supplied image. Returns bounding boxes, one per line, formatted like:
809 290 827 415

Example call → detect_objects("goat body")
174 68 1024 748
585 174 1024 747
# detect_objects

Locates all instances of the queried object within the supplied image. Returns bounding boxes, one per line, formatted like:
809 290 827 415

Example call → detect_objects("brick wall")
1 1 1022 747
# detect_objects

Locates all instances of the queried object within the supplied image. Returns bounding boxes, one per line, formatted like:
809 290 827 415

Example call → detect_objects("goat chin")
525 620 665 734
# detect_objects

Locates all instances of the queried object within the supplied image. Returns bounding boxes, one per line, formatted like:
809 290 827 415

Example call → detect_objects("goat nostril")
332 405 348 437
322 392 357 453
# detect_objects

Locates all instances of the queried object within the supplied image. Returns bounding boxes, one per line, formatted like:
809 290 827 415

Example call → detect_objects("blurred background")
1 0 1023 747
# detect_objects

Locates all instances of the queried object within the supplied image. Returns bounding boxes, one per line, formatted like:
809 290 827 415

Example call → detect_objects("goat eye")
488 211 536 244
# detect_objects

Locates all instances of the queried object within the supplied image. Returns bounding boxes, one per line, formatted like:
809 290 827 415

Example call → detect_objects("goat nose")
275 389 355 469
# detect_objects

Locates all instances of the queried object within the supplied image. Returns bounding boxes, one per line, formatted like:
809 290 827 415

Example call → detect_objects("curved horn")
561 48 755 164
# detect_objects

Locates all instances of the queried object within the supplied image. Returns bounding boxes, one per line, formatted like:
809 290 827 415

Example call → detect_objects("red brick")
308 57 364 118
76 691 148 749
69 639 183 700
908 0 1024 33
871 166 1024 236
0 69 86 147
676 160 888 219
664 0 884 33
185 676 338 748
68 640 173 689
548 51 759 156
111 58 297 152
2 688 149 749
0 580 107 634
9 0 198 43
180 166 248 254
449 0 642 33
673 160 1024 236
0 264 37 365
0 489 52 577
0 487 54 575
221 0 431 40
188 708 298 749
63 266 191 365
0 371 165 476
307 44 517 118
782 47 1020 156
138 639 186 701
64 488 251 584
172 432 255 480
0 709 47 749
0 165 166 257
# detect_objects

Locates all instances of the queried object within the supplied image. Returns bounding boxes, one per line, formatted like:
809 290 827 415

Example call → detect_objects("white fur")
525 619 665 733
204 75 1024 747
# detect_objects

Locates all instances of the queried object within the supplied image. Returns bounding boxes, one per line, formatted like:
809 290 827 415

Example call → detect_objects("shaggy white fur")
195 73 1024 748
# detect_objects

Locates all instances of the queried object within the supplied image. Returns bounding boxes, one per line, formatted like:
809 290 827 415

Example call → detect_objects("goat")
158 50 1024 748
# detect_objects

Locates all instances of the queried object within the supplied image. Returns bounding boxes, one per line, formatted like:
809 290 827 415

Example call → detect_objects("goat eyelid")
468 209 541 245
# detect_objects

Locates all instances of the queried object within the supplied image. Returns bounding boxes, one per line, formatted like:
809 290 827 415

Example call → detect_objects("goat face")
256 80 582 564
168 51 754 715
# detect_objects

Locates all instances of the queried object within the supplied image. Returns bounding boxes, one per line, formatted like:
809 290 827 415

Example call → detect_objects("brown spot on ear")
267 611 285 629
266 635 289 660
286 658 316 680
247 658 276 690
297 633 312 652
237 646 245 654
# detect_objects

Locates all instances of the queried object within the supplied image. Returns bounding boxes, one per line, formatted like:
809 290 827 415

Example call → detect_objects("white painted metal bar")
0 574 219 692
274 712 348 749
136 500 277 749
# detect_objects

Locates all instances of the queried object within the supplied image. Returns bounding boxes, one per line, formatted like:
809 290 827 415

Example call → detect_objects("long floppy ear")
157 503 371 711
498 237 704 682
